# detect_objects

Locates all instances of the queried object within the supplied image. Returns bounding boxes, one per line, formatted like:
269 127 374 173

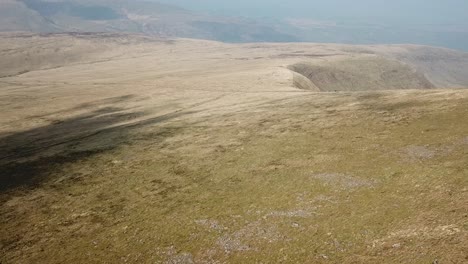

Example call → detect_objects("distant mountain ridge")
0 0 298 42
1 0 468 51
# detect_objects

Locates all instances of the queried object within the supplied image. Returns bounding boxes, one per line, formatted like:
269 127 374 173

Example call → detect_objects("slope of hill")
0 0 59 32
288 56 435 91
370 45 468 88
2 33 468 89
0 33 467 263
0 32 168 78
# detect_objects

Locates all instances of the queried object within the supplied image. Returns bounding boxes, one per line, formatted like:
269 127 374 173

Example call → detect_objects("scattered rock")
320 254 329 259
216 235 251 253
195 219 225 232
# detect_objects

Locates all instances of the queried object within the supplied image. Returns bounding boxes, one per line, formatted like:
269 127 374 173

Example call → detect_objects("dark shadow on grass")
0 95 197 193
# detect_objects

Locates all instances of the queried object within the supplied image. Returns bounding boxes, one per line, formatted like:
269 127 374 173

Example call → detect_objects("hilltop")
1 33 468 89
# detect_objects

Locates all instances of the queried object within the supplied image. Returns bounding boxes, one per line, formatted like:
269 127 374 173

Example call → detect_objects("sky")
157 0 468 25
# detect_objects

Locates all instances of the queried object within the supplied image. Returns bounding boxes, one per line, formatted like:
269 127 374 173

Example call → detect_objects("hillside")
0 32 166 77
288 56 435 91
0 34 467 263
0 0 59 32
1 33 468 89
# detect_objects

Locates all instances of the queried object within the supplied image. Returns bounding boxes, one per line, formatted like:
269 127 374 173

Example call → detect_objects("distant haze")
157 0 468 24
155 0 468 50
1 0 467 50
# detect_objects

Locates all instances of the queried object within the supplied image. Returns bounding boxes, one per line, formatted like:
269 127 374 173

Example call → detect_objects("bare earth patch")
216 220 285 254
401 145 436 161
310 173 375 189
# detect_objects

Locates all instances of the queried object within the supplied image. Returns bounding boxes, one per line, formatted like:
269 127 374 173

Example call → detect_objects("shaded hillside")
288 56 435 91
0 0 59 32
369 45 468 88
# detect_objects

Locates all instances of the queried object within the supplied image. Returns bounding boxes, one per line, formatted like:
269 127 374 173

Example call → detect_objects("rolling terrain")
0 33 468 263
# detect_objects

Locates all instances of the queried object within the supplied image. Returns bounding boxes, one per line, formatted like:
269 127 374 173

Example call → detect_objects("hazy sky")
158 0 468 24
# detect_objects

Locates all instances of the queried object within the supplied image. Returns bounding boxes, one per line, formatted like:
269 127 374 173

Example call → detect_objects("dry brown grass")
0 34 467 263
